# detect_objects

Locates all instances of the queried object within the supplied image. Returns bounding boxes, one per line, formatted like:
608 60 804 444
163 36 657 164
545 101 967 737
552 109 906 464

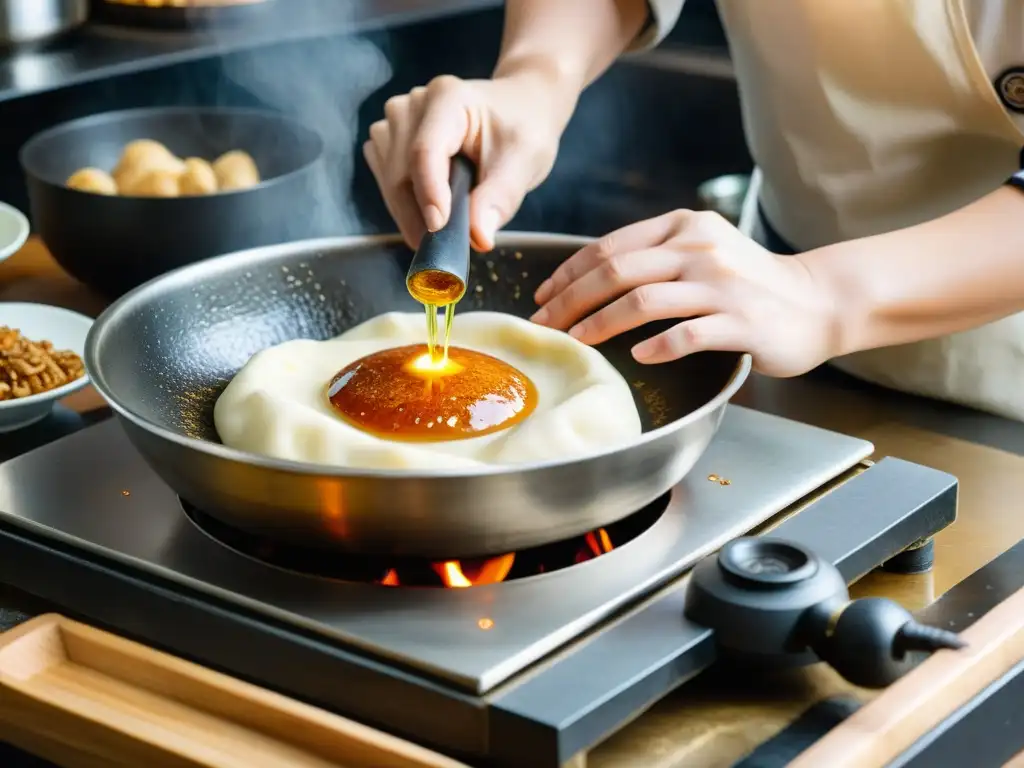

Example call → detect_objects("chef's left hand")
530 210 838 377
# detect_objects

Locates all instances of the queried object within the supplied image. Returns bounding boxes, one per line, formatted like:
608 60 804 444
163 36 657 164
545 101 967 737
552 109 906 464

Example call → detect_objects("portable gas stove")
0 406 957 768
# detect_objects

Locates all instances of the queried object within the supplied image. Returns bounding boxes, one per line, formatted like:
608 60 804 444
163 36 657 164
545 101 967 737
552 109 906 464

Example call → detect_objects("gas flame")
376 527 614 588
585 529 614 557
433 554 516 588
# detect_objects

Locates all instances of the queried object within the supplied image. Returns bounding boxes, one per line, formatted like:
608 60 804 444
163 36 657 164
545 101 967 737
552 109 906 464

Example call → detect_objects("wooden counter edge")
0 613 470 768
790 586 1024 768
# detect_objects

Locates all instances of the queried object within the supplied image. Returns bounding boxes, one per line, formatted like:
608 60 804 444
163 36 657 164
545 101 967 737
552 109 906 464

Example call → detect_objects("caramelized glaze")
327 344 537 442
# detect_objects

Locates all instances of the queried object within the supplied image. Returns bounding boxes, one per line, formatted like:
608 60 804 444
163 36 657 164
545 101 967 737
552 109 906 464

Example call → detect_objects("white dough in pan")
214 311 642 470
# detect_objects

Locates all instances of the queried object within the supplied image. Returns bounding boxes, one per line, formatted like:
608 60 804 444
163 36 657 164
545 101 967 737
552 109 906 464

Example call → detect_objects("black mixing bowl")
20 106 325 298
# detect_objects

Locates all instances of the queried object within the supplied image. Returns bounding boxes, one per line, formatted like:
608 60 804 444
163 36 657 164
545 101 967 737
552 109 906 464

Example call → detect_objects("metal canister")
0 0 89 49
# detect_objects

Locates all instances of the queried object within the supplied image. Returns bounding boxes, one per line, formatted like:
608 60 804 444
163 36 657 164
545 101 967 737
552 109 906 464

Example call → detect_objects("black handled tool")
406 155 475 306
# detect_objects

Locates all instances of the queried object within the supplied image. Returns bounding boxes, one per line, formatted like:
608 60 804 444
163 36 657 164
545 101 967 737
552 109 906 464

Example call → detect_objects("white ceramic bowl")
0 303 93 432
0 202 29 266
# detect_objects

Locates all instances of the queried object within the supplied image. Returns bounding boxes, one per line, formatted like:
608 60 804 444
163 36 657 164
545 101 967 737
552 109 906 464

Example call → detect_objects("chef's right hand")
364 73 569 252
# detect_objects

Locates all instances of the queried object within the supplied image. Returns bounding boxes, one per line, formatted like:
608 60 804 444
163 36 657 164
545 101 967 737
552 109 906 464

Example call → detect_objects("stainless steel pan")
85 233 750 558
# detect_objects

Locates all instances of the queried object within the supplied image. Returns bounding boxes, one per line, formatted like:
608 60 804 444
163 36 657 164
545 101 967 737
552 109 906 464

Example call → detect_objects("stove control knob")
717 538 819 588
685 537 968 690
685 537 846 657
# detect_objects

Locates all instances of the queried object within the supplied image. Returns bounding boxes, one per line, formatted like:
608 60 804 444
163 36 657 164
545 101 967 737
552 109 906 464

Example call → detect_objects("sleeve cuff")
628 0 686 51
1008 148 1024 193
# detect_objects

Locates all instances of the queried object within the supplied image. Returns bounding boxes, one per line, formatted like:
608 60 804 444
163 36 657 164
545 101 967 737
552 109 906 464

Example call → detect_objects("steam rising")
212 6 392 237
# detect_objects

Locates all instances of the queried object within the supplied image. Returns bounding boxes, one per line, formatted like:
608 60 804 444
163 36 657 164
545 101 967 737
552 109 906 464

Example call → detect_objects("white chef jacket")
639 0 1024 420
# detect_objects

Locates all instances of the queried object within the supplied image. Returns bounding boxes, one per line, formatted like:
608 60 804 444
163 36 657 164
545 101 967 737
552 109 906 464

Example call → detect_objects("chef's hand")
363 73 571 252
530 210 840 377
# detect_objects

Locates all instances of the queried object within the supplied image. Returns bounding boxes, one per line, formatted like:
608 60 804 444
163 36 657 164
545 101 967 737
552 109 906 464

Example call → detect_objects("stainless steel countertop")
0 0 503 103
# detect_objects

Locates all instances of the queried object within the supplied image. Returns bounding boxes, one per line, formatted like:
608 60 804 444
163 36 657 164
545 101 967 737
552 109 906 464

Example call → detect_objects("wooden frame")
0 614 469 768
791 586 1024 767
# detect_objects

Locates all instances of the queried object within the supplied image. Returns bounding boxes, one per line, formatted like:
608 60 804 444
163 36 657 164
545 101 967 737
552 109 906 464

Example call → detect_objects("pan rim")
86 232 752 480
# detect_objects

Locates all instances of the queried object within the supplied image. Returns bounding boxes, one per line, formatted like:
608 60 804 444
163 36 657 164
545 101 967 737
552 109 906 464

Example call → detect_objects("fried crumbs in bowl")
0 303 92 432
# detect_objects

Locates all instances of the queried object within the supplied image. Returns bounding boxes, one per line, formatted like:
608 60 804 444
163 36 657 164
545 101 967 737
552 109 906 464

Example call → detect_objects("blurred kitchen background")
0 0 751 239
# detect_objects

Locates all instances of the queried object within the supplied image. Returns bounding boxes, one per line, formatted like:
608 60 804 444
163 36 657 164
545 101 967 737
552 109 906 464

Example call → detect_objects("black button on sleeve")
996 67 1024 113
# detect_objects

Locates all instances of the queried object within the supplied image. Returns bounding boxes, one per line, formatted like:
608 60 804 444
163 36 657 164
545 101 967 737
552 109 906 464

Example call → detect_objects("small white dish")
0 303 93 432
0 202 29 266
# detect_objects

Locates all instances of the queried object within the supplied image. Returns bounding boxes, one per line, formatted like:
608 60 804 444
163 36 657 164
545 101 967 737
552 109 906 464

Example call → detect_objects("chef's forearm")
802 184 1024 357
492 0 651 97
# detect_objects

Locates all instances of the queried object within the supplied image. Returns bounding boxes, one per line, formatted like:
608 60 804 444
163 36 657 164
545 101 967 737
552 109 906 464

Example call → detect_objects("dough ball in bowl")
214 311 643 471
213 150 260 191
115 139 182 169
66 168 117 195
178 157 218 196
113 139 185 193
116 138 178 171
125 169 181 198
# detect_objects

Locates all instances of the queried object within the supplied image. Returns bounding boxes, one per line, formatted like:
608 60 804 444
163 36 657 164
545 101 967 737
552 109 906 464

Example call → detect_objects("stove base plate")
0 407 960 767
0 456 957 767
